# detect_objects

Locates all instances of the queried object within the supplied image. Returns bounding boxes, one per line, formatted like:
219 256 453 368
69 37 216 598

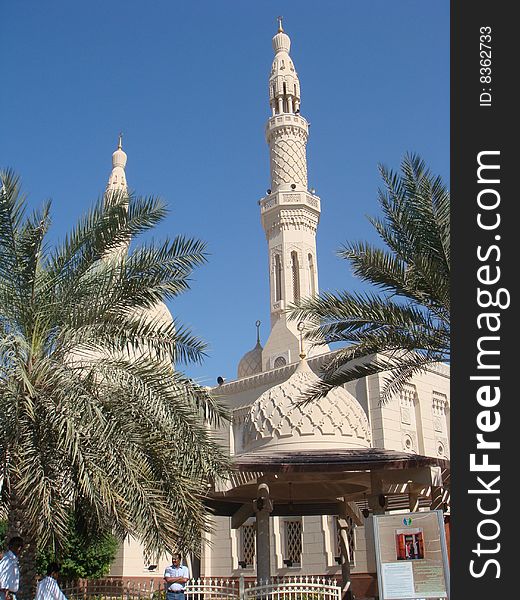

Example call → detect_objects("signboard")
373 510 450 599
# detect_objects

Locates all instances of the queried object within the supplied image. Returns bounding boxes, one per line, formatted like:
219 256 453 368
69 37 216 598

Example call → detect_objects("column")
337 499 354 600
254 482 273 583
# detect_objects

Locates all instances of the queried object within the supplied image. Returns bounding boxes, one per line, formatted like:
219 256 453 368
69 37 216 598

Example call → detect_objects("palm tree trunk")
7 488 38 600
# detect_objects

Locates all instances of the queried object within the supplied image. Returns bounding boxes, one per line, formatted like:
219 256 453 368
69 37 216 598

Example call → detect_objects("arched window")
308 253 316 296
274 356 287 368
282 83 288 112
291 251 300 303
274 254 282 302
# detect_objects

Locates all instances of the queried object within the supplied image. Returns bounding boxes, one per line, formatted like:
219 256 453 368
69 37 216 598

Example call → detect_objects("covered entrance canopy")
205 447 450 598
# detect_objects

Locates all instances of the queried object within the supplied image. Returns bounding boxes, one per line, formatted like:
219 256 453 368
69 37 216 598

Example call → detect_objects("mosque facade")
106 22 450 595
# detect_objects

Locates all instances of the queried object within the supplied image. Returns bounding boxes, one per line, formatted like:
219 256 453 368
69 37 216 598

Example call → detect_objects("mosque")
104 20 450 599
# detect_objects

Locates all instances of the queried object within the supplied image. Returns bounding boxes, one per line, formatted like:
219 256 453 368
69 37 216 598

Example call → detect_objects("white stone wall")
109 536 171 578
344 361 450 459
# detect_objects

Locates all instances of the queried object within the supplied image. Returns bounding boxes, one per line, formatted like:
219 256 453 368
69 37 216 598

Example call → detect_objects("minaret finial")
106 135 128 193
255 320 261 344
277 15 284 32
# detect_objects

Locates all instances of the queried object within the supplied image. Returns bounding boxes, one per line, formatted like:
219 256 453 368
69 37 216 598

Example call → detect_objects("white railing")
61 576 341 600
186 578 240 600
244 577 341 600
62 579 157 600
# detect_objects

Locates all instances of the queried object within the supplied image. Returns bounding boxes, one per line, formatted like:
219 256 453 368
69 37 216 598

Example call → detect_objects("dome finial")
255 320 261 344
297 321 306 359
277 15 284 33
118 131 123 150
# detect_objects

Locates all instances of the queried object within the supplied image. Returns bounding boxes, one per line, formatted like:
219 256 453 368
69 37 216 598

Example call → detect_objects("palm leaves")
0 170 231 572
289 154 450 402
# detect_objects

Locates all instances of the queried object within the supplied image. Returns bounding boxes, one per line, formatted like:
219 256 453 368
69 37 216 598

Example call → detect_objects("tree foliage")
0 170 231 591
289 154 450 402
2 519 118 579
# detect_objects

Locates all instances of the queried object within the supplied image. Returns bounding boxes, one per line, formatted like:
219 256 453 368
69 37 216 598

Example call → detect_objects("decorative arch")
308 253 316 296
291 251 300 302
274 253 282 302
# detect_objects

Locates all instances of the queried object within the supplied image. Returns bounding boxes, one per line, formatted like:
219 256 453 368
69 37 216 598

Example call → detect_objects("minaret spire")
104 135 130 260
106 134 128 195
259 21 328 370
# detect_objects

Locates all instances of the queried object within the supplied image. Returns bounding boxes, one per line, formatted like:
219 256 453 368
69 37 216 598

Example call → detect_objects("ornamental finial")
118 132 123 150
277 15 284 33
255 320 261 344
297 321 306 359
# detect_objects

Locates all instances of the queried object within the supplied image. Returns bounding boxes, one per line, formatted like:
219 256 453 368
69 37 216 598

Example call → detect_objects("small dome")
142 300 174 329
106 135 128 194
272 30 290 54
112 134 127 169
237 341 263 379
242 358 371 452
112 148 127 169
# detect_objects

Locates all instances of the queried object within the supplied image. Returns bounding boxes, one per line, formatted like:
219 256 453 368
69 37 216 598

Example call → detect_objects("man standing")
0 537 24 600
35 563 67 600
164 554 189 600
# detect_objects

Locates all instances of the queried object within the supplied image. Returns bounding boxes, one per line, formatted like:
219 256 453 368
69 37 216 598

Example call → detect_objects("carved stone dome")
237 341 263 379
242 358 371 452
272 29 291 54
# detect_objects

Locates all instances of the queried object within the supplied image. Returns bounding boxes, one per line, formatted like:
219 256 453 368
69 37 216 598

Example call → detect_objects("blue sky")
1 0 449 385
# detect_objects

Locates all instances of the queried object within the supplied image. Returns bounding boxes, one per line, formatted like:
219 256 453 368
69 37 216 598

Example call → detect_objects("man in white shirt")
35 563 67 600
0 537 24 600
164 554 189 600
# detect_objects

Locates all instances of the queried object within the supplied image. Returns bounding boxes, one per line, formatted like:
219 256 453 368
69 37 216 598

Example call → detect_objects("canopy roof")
205 448 450 517
231 447 450 473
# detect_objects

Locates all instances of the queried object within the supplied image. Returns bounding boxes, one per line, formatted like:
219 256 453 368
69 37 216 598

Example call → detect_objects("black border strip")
451 1 514 596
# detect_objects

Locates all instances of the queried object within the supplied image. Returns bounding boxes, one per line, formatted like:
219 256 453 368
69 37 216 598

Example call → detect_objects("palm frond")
288 153 450 403
0 172 230 560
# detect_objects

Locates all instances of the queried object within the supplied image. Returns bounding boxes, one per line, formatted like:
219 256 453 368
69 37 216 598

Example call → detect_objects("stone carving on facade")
432 391 449 458
402 432 418 453
400 384 417 426
262 196 278 211
270 137 308 187
283 193 301 203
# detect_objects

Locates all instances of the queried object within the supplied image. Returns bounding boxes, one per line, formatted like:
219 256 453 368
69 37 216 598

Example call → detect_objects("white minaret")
104 134 130 261
260 19 327 371
103 135 176 356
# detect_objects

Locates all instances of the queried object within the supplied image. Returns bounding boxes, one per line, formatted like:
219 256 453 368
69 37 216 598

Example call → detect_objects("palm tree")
289 153 450 402
0 170 230 596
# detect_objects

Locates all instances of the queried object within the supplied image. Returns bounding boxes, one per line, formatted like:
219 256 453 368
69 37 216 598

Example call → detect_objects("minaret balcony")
266 113 309 134
259 190 321 214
